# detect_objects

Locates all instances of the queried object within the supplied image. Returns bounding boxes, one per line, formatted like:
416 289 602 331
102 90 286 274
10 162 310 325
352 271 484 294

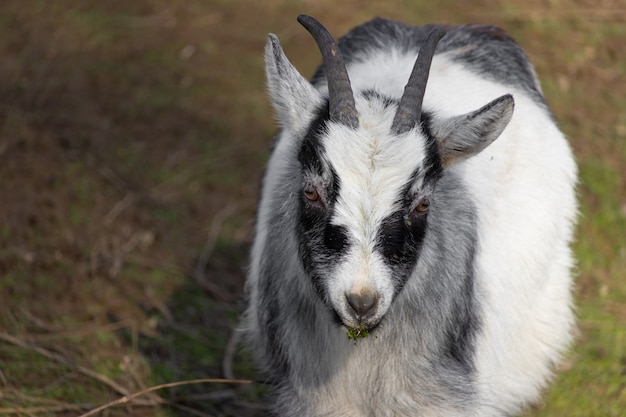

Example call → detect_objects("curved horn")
297 15 359 128
391 27 446 135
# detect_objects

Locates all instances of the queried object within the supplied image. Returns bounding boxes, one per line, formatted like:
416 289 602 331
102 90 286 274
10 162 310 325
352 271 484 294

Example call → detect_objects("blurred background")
0 0 624 416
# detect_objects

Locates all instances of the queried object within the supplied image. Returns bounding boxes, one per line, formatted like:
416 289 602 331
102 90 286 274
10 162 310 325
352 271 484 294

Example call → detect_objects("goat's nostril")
346 291 378 318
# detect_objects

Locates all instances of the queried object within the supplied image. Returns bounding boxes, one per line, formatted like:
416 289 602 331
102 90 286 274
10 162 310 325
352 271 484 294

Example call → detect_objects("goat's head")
265 15 514 333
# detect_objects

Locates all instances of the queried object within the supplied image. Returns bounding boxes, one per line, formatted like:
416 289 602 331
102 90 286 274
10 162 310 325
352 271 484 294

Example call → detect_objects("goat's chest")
297 341 472 417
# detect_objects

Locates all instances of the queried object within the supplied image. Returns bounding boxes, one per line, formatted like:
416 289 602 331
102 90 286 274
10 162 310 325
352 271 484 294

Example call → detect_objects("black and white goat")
243 15 577 417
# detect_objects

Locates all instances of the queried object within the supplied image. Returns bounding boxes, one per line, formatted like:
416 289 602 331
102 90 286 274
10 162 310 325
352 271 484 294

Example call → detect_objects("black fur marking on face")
418 111 444 182
374 112 443 293
296 101 351 301
377 206 428 292
298 133 326 177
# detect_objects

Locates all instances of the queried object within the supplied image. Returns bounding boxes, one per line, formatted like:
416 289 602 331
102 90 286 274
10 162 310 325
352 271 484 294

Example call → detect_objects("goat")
243 15 578 417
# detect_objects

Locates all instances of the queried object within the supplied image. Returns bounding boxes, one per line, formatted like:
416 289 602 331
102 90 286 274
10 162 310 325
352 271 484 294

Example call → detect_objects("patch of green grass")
0 344 56 377
136 282 256 415
69 204 85 225
0 269 19 294
152 206 183 224
96 329 117 344
528 303 626 417
2 271 56 301
92 356 126 381
150 360 178 384
0 344 111 410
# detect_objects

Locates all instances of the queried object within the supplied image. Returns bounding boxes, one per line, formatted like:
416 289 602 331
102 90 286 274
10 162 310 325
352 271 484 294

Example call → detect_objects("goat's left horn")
391 27 446 135
297 15 359 129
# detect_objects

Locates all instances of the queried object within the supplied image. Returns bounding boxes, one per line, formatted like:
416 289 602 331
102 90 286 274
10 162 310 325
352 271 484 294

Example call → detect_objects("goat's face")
296 94 441 331
264 18 514 334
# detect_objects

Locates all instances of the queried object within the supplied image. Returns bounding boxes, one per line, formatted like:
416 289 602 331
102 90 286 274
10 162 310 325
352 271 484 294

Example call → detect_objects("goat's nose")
346 290 378 319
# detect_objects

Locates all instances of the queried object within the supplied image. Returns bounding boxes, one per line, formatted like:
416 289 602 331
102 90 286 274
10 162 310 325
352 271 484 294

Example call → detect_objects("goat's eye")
412 198 430 216
304 185 320 203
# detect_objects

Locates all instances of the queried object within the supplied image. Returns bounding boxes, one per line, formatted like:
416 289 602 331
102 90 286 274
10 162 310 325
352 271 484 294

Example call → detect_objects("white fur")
322 101 431 328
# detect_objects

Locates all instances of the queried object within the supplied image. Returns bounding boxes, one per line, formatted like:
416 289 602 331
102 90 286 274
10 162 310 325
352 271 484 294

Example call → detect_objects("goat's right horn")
298 15 359 129
391 27 446 135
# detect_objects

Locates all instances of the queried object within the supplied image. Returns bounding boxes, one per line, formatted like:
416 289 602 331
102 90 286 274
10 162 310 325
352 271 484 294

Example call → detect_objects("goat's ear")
265 34 323 134
431 94 514 168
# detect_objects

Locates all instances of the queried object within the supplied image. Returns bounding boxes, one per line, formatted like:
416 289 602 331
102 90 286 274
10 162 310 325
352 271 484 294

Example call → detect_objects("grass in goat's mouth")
347 324 370 343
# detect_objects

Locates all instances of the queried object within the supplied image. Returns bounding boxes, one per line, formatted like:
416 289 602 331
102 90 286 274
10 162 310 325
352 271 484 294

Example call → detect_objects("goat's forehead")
320 93 430 190
321 124 428 187
317 116 430 236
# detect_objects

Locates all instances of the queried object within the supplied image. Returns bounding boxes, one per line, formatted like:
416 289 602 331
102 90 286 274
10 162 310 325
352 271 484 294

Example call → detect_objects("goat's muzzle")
344 288 380 327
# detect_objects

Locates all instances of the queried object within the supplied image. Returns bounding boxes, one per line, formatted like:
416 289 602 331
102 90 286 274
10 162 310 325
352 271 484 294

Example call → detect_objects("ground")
0 1 624 416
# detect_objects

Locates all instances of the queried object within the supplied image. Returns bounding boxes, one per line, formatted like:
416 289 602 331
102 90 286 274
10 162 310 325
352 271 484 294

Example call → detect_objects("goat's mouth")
346 323 370 342
332 298 386 338
341 316 383 341
330 290 388 338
